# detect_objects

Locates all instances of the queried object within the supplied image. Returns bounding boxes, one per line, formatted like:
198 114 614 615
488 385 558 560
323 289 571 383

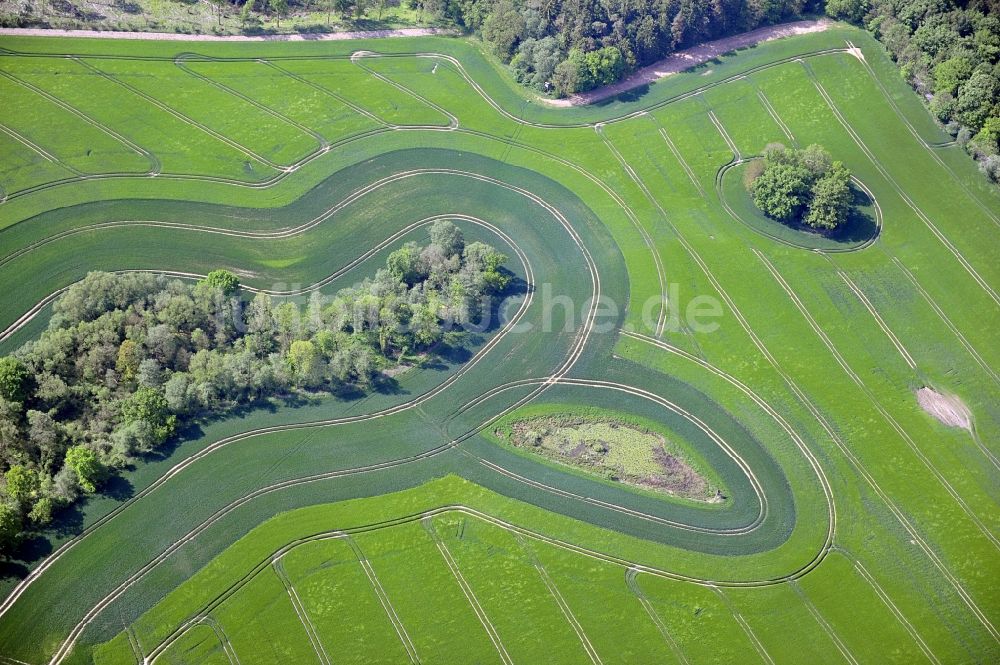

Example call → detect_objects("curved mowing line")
173 58 330 151
754 88 797 146
714 158 882 253
0 46 852 206
802 62 1000 308
754 248 1000 554
624 314 997 642
139 499 833 665
0 213 539 623
0 67 160 176
45 365 824 664
13 161 612 662
450 378 774 537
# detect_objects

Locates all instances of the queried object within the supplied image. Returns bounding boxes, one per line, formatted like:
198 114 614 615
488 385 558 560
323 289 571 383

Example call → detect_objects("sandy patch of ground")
0 26 455 42
542 18 834 107
916 387 972 430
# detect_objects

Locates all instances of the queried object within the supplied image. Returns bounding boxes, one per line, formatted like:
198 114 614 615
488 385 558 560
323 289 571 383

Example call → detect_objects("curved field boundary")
802 61 999 308
0 67 161 176
129 499 838 665
754 248 1000 553
842 41 999 228
621 324 997 642
451 378 773 537
714 158 883 253
0 45 854 205
0 212 539 622
48 363 829 665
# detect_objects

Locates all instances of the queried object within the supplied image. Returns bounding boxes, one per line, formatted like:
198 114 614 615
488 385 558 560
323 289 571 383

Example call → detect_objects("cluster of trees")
746 143 855 230
416 0 824 96
0 221 509 555
210 0 402 31
826 0 1000 181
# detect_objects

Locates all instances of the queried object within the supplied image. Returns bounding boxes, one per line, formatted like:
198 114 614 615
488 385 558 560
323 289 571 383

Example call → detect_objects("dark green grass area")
719 160 880 252
0 23 997 665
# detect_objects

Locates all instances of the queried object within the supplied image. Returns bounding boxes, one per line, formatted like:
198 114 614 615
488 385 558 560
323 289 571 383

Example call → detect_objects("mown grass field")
0 21 997 665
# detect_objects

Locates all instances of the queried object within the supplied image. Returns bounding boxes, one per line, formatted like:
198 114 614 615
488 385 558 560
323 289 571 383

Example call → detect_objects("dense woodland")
0 221 509 554
442 0 826 95
746 143 854 229
826 0 1000 180
437 0 1000 174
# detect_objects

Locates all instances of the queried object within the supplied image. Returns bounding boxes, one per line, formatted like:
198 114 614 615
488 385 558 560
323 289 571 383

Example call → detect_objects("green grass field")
0 21 997 665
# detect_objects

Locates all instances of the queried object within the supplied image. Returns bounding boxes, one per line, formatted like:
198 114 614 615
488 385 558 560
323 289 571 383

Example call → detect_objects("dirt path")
544 18 834 107
0 26 455 42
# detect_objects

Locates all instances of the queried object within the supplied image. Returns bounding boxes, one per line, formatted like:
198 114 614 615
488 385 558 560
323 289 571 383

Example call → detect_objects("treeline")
827 0 1000 180
413 0 824 96
0 221 509 555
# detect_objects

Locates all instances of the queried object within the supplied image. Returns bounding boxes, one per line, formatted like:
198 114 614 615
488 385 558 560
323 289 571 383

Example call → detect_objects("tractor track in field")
198 616 241 665
754 248 1000 554
710 586 776 665
0 45 853 206
42 374 828 665
788 580 860 665
651 118 705 197
0 211 537 622
850 557 940 665
753 87 797 146
422 517 513 665
593 125 668 336
514 532 604 665
833 267 917 370
271 554 332 665
625 567 690 665
0 34 995 664
0 67 161 176
448 377 772 536
887 255 1000 388
174 59 330 151
142 499 831 665
624 313 995 645
842 42 1000 229
713 157 883 253
343 536 421 664
802 61 1000 309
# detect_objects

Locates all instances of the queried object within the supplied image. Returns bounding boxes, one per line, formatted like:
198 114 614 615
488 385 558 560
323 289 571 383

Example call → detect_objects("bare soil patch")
916 387 972 430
